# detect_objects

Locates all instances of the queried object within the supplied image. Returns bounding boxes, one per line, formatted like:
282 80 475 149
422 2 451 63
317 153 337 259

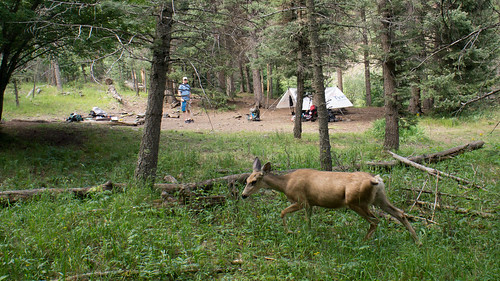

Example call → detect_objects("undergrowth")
0 85 498 280
0 120 498 280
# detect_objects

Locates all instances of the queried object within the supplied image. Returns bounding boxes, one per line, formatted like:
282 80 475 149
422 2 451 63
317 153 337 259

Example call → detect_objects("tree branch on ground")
365 141 484 168
388 151 485 190
410 200 494 218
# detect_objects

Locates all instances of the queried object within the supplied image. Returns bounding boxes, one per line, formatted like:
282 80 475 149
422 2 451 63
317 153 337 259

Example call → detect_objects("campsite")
1 1 499 280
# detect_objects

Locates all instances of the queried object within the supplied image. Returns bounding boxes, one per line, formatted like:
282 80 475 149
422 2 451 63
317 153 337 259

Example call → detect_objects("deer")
241 158 420 243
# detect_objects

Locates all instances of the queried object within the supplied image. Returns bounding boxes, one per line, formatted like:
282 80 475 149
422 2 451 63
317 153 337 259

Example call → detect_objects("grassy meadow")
0 83 499 280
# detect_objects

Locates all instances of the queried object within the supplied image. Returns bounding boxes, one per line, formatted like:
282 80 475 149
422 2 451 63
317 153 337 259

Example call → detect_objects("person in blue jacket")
178 76 193 123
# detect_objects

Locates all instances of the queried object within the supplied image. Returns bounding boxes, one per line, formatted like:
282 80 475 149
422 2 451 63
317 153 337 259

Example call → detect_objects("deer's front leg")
280 202 303 233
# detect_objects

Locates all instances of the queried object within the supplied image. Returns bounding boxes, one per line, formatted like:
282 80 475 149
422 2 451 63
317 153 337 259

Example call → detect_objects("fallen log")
366 141 484 168
105 78 123 103
388 151 485 189
156 173 250 194
0 181 119 205
410 200 495 218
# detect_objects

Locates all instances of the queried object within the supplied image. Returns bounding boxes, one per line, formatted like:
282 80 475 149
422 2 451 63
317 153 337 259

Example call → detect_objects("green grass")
2 82 139 120
0 84 499 280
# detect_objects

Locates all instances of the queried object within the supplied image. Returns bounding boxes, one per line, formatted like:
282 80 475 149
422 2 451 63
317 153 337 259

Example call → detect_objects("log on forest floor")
388 151 485 189
365 140 485 168
0 181 119 205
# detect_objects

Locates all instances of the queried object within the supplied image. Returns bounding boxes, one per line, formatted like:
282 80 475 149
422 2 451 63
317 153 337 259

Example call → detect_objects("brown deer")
241 158 419 243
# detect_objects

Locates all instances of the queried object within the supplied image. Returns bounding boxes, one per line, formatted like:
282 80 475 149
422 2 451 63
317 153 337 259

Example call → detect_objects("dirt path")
1 95 384 134
160 105 383 133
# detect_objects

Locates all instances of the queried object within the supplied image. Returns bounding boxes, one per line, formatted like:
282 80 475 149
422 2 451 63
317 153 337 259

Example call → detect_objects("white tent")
276 87 352 110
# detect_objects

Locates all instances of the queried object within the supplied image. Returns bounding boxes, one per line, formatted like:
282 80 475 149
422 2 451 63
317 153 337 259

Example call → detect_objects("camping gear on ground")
66 113 83 122
276 87 353 110
89 107 107 117
247 107 261 121
328 109 342 122
302 105 317 122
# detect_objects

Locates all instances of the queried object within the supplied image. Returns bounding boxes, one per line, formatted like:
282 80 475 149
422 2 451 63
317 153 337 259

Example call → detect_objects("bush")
370 117 428 144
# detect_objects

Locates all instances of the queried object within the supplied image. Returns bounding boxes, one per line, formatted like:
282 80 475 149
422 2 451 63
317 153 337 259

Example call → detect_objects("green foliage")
2 82 141 120
369 117 428 144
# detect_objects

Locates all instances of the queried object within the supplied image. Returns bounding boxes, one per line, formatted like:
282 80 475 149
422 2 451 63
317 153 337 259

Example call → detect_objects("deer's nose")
241 194 248 199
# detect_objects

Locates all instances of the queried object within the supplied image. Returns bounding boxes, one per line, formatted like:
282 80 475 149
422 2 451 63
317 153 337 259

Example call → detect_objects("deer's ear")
262 162 272 173
253 157 262 172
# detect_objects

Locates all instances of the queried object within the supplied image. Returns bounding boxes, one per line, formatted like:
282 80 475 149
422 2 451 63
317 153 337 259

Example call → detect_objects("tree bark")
294 22 307 139
306 0 332 171
408 86 422 114
251 52 262 107
360 6 372 106
378 0 400 150
336 67 343 92
266 64 272 107
13 79 19 107
135 3 173 182
52 58 63 92
238 59 246 93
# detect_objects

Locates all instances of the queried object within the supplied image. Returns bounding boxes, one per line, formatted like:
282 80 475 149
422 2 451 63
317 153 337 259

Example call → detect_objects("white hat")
182 77 188 80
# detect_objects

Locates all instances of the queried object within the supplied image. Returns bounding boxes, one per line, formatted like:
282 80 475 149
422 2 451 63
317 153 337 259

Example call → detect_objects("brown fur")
242 158 419 243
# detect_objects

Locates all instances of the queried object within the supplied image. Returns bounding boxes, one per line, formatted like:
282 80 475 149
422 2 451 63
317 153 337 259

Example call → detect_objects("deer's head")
242 157 271 199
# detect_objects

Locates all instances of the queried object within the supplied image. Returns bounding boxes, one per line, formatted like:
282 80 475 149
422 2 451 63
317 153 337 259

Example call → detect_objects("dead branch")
0 181 119 205
406 214 440 225
366 141 484 168
59 270 139 281
410 200 495 218
456 88 499 114
388 151 485 190
401 187 476 200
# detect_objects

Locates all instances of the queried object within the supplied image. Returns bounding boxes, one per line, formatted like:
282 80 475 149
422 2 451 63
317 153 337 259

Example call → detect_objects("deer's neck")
262 173 289 193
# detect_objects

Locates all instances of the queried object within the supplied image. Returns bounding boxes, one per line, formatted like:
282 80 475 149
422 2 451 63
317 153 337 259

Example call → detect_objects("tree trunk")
135 3 173 182
238 59 246 93
251 52 262 107
244 65 252 93
378 0 399 150
360 7 372 106
52 59 63 93
294 26 307 139
267 64 272 107
141 68 147 95
294 60 304 139
336 67 343 92
408 86 421 114
13 79 19 107
226 72 234 98
306 0 332 171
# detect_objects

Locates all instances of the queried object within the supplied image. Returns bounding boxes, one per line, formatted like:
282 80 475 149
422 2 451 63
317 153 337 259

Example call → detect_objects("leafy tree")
0 0 144 121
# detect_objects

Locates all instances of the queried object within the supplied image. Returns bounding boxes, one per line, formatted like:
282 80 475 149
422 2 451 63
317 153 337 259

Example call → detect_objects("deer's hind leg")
376 200 420 243
349 204 380 240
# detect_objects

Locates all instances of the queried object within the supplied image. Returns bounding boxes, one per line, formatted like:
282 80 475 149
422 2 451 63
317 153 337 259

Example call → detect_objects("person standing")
178 76 193 123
